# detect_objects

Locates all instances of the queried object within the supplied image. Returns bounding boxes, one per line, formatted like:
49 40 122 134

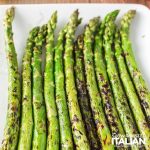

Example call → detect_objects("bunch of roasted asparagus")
1 6 150 150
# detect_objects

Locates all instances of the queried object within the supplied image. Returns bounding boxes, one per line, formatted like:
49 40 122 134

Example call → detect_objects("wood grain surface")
0 0 149 8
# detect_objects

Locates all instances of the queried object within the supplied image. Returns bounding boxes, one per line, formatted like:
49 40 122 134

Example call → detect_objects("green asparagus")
119 13 150 149
83 17 114 150
115 30 150 150
18 27 39 150
120 10 150 124
94 10 125 138
74 35 101 149
1 7 21 150
32 25 47 150
54 27 74 149
64 10 90 150
44 11 59 150
103 14 139 150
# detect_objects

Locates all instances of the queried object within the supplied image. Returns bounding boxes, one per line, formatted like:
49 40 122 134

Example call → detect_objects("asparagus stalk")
116 31 150 149
54 27 74 149
18 27 39 150
44 11 59 150
64 10 90 149
83 17 114 150
120 10 150 124
1 7 21 150
74 35 101 149
94 10 125 138
32 25 47 150
103 15 139 150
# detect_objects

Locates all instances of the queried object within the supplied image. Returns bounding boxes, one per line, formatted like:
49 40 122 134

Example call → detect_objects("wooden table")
0 0 149 8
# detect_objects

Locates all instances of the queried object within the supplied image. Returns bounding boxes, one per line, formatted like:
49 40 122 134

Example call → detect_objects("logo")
112 134 146 147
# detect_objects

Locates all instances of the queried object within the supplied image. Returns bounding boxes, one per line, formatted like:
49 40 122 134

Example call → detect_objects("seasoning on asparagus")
83 17 114 150
32 25 47 150
54 28 74 149
64 10 90 149
103 13 139 150
44 11 59 150
18 27 39 150
1 7 21 150
120 11 150 149
115 30 150 150
94 10 125 138
120 10 150 124
74 35 101 150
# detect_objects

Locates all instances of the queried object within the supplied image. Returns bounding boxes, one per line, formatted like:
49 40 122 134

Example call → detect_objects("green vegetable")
115 30 150 150
54 27 74 149
32 25 47 150
120 10 150 149
44 11 59 150
64 10 90 150
83 17 114 150
18 27 39 150
1 7 21 150
103 13 139 150
94 10 125 138
74 34 101 149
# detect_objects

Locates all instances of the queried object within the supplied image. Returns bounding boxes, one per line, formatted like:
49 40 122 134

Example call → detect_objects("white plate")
0 4 150 144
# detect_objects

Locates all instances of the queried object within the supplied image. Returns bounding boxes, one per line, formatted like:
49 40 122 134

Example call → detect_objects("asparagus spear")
1 7 21 150
115 31 150 149
120 10 150 124
44 11 59 150
94 10 125 138
74 35 101 149
103 15 139 150
54 27 74 149
32 25 47 150
18 27 39 150
64 10 90 149
83 17 114 150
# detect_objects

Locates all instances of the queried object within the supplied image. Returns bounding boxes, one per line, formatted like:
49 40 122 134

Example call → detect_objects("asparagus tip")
29 26 40 39
30 26 40 33
6 6 15 16
104 9 119 24
128 9 136 15
109 9 120 20
51 10 57 22
121 9 136 29
113 9 120 15
74 9 79 15
41 24 47 31
4 6 15 23
88 16 100 33
71 9 79 18
68 9 82 27
53 10 57 15
48 10 57 30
